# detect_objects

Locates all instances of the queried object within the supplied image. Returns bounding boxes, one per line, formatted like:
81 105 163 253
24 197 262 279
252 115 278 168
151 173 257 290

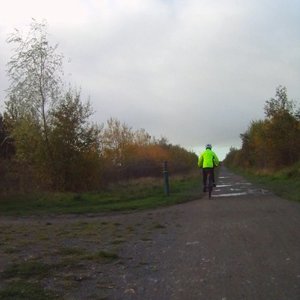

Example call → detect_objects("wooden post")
163 161 170 196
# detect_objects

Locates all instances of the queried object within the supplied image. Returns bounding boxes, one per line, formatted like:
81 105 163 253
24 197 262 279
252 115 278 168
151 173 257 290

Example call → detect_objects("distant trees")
99 118 196 181
225 86 300 170
0 20 197 194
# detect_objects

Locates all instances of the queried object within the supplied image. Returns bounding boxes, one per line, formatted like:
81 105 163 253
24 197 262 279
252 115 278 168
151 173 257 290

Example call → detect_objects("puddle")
213 192 248 198
217 184 232 188
236 182 252 185
186 241 200 246
248 189 270 194
261 189 270 194
219 176 229 179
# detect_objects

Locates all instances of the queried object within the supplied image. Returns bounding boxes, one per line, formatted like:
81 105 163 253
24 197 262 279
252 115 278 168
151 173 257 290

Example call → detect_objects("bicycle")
204 170 214 199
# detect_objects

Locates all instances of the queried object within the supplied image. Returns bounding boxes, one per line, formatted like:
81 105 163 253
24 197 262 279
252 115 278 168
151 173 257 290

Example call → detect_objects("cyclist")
198 144 219 192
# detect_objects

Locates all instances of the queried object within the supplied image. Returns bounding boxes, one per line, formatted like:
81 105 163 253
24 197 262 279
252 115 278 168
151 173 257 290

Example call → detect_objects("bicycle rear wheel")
207 173 213 199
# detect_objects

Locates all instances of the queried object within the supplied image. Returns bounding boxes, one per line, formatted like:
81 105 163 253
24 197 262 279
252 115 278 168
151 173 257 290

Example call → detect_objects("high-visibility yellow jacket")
198 149 219 168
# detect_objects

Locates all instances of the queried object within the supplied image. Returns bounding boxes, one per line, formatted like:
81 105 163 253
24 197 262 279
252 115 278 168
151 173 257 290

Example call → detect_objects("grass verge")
227 164 300 202
0 281 57 300
0 172 203 216
1 261 52 279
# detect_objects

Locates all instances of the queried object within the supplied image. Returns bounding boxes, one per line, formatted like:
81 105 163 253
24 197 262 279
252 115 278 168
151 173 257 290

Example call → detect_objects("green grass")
57 247 86 256
1 261 52 279
0 251 119 297
247 175 300 201
0 173 203 216
55 247 120 263
0 281 57 300
227 164 300 202
88 250 119 261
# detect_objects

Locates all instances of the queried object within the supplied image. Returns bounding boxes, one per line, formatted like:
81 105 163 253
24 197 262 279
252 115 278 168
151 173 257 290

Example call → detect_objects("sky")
0 0 300 160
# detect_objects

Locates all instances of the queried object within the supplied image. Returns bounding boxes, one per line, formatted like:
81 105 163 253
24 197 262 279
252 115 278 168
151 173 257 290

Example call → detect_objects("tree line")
224 86 300 171
0 21 197 193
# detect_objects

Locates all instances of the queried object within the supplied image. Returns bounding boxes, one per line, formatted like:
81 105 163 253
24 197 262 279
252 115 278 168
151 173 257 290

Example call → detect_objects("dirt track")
0 166 300 299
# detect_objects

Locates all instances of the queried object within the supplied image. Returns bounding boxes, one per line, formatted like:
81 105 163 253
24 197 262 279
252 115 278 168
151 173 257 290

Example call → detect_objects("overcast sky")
0 0 300 159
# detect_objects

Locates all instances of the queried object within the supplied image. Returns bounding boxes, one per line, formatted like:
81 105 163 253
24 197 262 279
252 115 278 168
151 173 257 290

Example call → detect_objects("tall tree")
5 20 63 162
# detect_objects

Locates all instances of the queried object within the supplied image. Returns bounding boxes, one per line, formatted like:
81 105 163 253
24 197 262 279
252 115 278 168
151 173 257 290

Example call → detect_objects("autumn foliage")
0 109 197 193
224 86 300 172
0 21 197 194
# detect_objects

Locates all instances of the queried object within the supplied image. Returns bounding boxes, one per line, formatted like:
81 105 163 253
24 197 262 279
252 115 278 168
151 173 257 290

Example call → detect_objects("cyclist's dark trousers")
202 168 215 187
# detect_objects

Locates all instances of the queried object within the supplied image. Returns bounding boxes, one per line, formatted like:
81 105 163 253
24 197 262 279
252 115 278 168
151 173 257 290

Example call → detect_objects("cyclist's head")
206 144 212 149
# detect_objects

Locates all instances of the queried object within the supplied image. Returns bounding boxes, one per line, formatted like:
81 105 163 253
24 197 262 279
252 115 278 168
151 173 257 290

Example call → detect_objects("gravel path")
0 166 299 299
109 166 300 300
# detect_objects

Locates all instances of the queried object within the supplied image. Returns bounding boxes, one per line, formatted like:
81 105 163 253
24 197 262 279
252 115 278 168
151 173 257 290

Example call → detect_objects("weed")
85 251 119 262
152 223 166 229
58 247 86 256
126 226 135 232
141 237 152 242
111 238 126 245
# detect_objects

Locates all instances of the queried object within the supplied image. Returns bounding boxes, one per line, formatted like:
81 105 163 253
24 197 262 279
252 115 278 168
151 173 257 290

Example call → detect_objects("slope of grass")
0 173 203 216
